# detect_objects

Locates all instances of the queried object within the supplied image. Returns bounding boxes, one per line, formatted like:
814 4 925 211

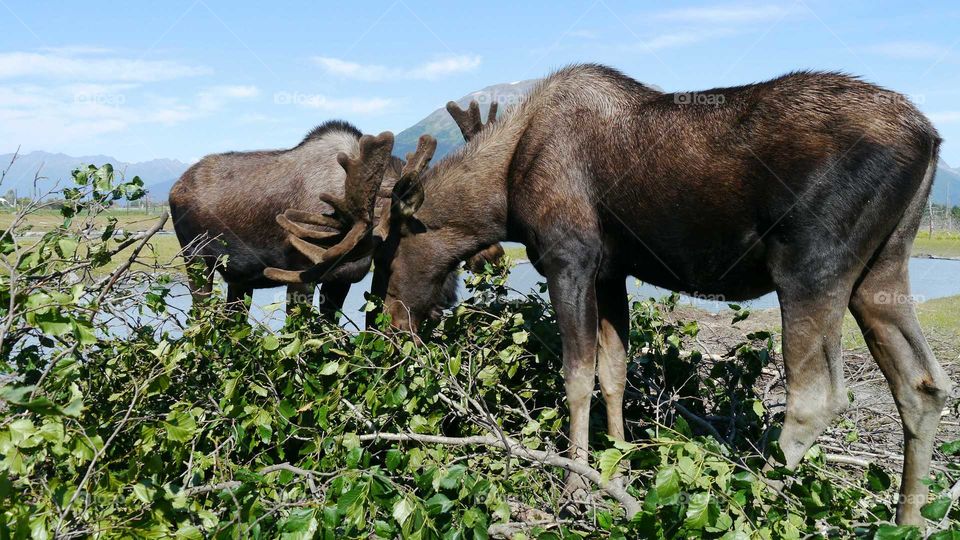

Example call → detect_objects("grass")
0 208 174 233
841 294 960 362
6 210 960 261
2 208 183 276
912 231 960 259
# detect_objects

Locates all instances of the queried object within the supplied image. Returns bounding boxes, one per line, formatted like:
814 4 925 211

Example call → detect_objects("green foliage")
1 166 958 538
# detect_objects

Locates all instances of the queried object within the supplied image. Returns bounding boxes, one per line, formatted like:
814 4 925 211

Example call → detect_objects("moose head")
265 100 502 327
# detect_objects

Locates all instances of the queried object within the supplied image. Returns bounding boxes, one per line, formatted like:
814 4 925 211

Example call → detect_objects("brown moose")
268 64 950 525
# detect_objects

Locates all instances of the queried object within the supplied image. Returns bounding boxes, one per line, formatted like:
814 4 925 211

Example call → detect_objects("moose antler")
392 134 437 219
264 131 395 284
445 100 497 142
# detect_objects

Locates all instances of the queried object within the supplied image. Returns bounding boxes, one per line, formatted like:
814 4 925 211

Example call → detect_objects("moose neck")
416 122 517 259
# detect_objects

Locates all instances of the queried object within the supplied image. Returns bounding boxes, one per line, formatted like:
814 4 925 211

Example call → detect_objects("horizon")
2 1 960 165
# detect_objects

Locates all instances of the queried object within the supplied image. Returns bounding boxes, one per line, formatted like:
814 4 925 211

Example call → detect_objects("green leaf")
282 336 302 357
34 310 72 336
425 493 453 515
940 439 960 456
874 525 922 540
865 463 891 492
598 448 622 484
655 466 680 503
684 492 710 530
8 419 36 445
319 361 339 376
920 496 952 521
163 410 197 442
386 449 403 471
132 482 155 503
262 335 280 351
392 497 414 525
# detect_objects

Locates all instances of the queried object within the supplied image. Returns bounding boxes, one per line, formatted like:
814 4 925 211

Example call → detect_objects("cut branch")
357 432 641 517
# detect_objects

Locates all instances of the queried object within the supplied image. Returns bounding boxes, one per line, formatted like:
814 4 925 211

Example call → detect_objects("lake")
150 256 960 333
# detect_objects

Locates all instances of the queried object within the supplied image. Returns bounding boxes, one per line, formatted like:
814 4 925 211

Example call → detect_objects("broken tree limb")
357 432 642 518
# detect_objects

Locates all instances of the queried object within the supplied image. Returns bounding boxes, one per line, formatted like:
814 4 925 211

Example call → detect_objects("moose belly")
606 218 776 302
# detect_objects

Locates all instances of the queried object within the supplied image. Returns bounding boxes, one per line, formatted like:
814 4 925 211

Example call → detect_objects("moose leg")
776 291 849 470
544 243 601 497
597 278 629 487
597 278 628 444
318 281 351 321
849 256 951 525
285 283 314 315
186 259 215 306
226 283 253 317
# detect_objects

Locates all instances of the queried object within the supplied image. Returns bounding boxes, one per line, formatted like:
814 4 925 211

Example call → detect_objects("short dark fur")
299 120 363 147
373 64 950 525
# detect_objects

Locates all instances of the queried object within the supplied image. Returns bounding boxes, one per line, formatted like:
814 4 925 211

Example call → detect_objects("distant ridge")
394 79 539 160
5 79 960 207
0 151 189 201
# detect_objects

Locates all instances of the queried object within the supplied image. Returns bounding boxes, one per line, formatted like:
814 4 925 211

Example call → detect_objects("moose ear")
392 134 436 219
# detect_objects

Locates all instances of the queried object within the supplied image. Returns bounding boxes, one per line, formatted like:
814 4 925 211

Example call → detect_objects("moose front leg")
544 245 601 498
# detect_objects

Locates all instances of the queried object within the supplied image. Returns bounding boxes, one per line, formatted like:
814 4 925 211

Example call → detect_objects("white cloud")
0 50 209 82
626 29 737 51
864 41 950 60
930 111 960 124
197 85 260 110
275 91 392 114
0 82 260 151
654 4 797 24
313 54 481 81
39 45 114 56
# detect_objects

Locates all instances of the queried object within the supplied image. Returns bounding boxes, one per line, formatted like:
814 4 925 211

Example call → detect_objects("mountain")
933 160 960 207
0 151 189 201
5 80 960 208
394 79 539 159
395 81 960 207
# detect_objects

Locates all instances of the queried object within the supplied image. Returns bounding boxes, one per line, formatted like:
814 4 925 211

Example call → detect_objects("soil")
663 304 960 472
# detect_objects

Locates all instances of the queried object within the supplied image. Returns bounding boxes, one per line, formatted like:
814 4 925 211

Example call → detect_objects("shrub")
1 165 957 538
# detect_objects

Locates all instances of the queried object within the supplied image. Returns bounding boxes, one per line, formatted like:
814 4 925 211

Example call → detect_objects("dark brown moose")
268 64 951 525
169 105 502 318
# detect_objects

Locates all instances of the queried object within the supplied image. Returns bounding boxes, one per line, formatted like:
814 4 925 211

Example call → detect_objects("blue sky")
2 1 960 165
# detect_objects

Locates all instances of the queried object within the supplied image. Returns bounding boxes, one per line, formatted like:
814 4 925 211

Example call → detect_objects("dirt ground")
665 303 960 470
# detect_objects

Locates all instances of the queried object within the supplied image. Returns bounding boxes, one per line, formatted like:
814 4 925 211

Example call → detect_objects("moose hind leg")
849 258 951 526
597 278 628 443
226 283 253 318
543 238 601 497
286 282 315 316
776 291 850 470
319 281 351 321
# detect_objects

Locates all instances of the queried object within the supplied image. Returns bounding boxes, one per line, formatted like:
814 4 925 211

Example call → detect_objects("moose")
267 64 951 525
168 104 502 319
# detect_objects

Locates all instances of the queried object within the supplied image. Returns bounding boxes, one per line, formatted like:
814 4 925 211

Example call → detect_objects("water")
153 256 960 333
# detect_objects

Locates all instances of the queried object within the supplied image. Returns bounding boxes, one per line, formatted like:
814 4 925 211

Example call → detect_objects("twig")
939 477 960 530
181 462 326 497
824 454 871 468
356 431 642 517
92 211 168 311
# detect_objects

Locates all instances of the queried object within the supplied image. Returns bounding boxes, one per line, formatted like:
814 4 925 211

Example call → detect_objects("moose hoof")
561 473 597 513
